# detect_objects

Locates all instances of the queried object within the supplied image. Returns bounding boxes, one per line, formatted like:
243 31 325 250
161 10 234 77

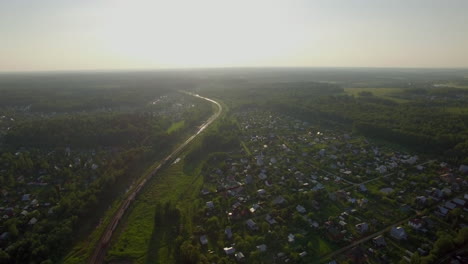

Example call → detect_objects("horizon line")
1 65 468 75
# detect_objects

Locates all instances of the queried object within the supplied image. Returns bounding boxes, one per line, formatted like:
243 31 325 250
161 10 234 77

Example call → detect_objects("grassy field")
106 158 204 263
63 149 170 264
344 87 408 103
107 98 228 264
435 82 468 89
241 140 252 156
166 120 185 134
444 107 468 114
63 198 124 264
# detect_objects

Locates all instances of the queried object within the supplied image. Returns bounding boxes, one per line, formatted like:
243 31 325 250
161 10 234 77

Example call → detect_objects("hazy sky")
1 0 467 71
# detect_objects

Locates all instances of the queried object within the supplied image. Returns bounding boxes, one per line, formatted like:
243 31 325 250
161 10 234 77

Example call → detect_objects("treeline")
3 113 170 149
0 71 199 112
271 94 468 163
202 82 468 162
2 95 214 150
411 227 468 264
0 86 170 112
185 117 240 167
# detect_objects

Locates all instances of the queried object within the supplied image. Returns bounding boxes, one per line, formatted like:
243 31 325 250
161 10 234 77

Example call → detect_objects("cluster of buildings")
0 149 104 245
191 110 467 263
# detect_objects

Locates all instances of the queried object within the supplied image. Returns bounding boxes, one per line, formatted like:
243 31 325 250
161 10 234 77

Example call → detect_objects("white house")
224 247 236 255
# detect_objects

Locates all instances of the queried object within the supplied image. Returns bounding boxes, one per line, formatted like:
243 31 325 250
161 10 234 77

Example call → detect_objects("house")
272 196 286 205
376 165 387 174
265 214 277 225
442 187 452 196
438 206 449 216
355 222 369 234
444 201 457 210
453 198 466 207
358 198 368 207
359 184 368 192
258 172 267 180
296 205 306 214
440 173 456 183
0 232 8 240
390 226 407 240
415 196 427 205
246 219 258 230
373 235 386 247
257 244 267 252
256 156 264 166
288 233 295 243
257 189 266 195
380 188 394 195
225 228 232 239
402 156 418 165
299 251 307 257
28 217 38 225
408 219 423 230
235 252 245 261
459 165 468 174
319 149 326 156
22 194 31 201
245 175 253 184
200 235 208 245
206 201 214 210
224 247 236 255
250 204 260 213
338 220 347 228
348 247 366 263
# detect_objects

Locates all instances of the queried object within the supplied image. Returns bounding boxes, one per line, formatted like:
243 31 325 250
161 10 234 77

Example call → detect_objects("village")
192 109 468 263
0 148 108 243
0 92 205 256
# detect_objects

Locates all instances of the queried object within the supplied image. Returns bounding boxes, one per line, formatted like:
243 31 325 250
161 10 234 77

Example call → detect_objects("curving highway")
89 92 222 264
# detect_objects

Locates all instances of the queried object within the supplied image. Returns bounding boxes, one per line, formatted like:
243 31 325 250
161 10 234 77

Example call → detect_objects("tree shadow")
145 202 180 264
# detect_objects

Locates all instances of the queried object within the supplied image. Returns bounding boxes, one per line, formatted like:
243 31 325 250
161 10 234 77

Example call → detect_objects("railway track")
88 92 222 264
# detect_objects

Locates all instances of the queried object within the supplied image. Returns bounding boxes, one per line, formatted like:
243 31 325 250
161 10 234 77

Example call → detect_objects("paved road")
89 93 222 264
319 196 445 263
319 215 416 262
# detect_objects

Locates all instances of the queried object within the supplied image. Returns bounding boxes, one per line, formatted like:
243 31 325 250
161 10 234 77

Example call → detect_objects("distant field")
444 107 468 114
434 82 468 89
167 120 185 134
344 87 408 103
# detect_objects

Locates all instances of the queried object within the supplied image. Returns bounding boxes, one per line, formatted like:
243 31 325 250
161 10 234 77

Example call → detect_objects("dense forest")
198 79 468 163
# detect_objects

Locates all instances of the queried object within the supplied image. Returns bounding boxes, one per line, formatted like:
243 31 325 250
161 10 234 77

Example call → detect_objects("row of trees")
410 228 468 264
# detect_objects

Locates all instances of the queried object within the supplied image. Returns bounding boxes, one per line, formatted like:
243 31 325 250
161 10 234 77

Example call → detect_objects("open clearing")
107 159 203 264
167 120 185 134
344 87 408 103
